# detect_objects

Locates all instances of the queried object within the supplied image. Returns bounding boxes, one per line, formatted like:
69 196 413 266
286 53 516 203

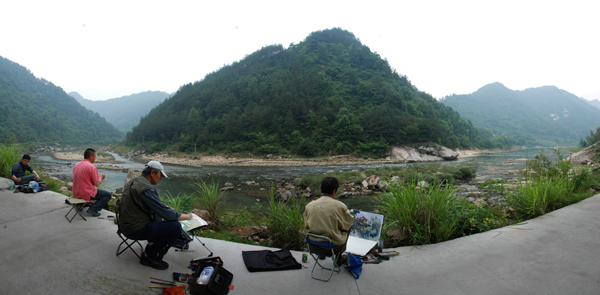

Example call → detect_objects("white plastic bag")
29 181 40 193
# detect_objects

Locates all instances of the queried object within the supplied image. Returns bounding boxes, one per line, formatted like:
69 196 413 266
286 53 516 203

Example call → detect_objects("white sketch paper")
346 209 384 256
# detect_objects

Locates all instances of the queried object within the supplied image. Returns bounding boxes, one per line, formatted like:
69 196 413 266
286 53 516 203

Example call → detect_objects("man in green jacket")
120 161 192 270
304 177 354 266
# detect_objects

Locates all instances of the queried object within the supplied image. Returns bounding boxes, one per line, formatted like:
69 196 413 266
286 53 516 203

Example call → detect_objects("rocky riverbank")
52 151 117 163
124 143 485 168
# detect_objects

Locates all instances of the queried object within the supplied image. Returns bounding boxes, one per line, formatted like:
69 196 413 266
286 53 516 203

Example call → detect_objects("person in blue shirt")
11 154 43 185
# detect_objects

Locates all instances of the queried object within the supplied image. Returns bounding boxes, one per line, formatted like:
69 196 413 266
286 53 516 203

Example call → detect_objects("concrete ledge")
1 176 599 294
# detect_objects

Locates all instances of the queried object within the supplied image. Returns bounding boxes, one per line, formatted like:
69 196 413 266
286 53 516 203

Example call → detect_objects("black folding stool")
115 198 144 259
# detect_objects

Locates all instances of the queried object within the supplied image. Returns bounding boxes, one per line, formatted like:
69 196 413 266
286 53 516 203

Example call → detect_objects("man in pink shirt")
72 148 112 217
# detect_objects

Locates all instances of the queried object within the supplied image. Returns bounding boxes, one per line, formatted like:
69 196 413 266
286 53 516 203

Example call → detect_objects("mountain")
587 99 600 110
68 91 169 132
0 55 123 145
441 82 600 145
126 28 481 156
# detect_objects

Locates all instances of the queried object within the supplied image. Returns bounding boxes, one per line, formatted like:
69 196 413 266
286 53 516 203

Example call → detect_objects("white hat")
146 161 168 178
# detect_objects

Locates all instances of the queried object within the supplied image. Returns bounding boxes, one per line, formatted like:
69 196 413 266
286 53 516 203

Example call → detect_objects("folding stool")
65 198 91 223
115 198 144 259
306 233 341 282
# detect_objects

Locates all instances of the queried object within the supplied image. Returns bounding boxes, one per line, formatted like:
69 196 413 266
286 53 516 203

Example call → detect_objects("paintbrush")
151 281 176 286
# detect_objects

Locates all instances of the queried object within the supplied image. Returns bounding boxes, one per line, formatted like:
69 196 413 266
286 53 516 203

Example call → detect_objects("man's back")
72 159 98 201
304 195 354 245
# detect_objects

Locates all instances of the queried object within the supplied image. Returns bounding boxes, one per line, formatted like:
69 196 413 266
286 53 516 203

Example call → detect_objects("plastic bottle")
9 180 14 190
196 266 214 285
29 181 40 194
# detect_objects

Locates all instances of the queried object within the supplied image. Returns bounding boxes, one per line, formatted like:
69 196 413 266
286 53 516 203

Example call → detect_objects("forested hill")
69 91 169 132
0 56 123 145
127 28 480 156
441 82 600 146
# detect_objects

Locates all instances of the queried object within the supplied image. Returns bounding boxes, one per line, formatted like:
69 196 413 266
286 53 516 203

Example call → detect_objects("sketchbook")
179 213 209 233
346 209 384 256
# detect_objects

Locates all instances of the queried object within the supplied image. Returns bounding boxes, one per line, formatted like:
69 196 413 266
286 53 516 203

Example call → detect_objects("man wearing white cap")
119 160 193 270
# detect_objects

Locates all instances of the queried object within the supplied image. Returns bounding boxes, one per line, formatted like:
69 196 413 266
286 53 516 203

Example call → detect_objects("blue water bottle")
10 180 14 190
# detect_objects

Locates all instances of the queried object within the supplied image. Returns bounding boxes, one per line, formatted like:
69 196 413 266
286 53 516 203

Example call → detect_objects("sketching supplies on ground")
151 281 176 286
172 273 192 282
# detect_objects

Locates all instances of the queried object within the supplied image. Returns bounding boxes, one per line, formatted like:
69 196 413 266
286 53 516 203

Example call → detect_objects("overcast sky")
2 0 599 102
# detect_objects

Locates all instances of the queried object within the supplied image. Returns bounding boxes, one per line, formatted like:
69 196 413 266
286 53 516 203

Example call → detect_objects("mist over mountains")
68 91 169 132
3 27 598 152
441 82 600 146
587 99 600 110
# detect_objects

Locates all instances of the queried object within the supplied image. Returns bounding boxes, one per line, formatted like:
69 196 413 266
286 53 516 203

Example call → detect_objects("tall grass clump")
160 191 195 213
264 188 305 250
191 179 227 227
509 148 591 219
510 175 570 217
379 177 457 245
0 142 21 179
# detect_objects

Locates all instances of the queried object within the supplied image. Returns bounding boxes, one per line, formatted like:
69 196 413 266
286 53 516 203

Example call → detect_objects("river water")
33 147 562 211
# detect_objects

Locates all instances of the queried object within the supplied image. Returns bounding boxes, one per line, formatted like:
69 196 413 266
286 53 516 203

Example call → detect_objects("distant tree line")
126 28 489 157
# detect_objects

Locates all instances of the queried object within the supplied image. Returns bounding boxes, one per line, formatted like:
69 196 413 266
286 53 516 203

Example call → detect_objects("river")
33 147 562 211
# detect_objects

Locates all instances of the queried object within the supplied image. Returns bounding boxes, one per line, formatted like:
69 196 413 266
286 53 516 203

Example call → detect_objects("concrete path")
1 176 599 295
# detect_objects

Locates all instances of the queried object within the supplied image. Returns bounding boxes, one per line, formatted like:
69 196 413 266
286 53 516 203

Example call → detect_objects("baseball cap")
146 160 168 178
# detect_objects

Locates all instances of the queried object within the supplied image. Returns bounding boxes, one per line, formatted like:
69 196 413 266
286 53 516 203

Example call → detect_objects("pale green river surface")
33 148 562 211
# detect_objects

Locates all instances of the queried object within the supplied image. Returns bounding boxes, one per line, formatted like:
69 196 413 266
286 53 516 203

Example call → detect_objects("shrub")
256 144 279 155
297 139 316 156
0 143 21 179
452 166 476 180
450 200 509 237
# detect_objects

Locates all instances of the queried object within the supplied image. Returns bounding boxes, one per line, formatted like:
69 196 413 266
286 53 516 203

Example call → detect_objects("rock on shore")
570 141 600 164
391 143 460 163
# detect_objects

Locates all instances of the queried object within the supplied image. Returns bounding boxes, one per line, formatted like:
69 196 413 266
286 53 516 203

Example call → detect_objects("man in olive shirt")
120 161 192 270
304 177 354 266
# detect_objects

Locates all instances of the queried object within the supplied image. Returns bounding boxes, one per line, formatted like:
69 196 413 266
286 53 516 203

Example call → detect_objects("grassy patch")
0 142 21 180
264 188 306 250
379 178 457 245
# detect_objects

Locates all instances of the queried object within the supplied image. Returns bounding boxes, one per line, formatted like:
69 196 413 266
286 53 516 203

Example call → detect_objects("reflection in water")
34 148 557 211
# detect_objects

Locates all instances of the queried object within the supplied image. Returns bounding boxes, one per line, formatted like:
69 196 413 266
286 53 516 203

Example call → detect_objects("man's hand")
35 175 40 181
178 213 193 221
100 173 106 181
15 178 21 182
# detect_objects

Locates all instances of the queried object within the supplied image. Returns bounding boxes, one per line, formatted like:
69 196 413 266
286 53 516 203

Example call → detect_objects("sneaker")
86 208 100 217
140 253 169 270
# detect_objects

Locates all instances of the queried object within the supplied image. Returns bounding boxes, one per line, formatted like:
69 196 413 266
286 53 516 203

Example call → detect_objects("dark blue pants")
89 189 112 213
124 221 182 261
